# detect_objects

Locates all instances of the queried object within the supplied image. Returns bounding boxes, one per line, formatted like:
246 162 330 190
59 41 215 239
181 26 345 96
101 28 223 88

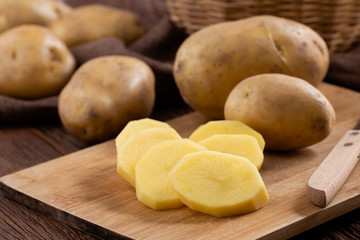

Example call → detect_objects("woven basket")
166 0 360 52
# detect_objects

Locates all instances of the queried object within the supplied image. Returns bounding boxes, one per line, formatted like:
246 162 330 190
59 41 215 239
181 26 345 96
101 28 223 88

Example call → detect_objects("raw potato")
198 134 264 170
189 120 265 151
0 0 71 33
173 15 329 119
115 118 172 149
48 4 147 47
135 139 206 210
225 73 336 151
117 127 181 187
58 56 155 144
0 25 75 99
170 151 269 217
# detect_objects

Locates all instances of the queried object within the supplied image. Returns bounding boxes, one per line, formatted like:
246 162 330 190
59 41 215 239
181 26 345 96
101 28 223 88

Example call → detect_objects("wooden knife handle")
307 130 360 207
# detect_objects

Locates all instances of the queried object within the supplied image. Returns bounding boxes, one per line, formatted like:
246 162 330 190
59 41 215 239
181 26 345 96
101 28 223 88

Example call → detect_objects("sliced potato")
198 134 264 170
117 127 181 187
170 151 269 217
136 139 206 210
189 120 265 151
115 118 172 150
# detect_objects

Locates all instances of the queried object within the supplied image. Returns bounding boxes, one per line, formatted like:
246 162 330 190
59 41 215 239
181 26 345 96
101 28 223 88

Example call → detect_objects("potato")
117 127 181 187
173 15 329 119
135 139 206 210
48 4 147 47
0 0 71 33
224 73 336 151
0 25 75 99
58 56 155 144
170 150 269 217
189 120 265 151
115 118 172 149
198 134 264 170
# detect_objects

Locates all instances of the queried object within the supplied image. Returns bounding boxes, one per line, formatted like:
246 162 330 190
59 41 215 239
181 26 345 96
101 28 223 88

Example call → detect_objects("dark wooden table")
0 103 359 240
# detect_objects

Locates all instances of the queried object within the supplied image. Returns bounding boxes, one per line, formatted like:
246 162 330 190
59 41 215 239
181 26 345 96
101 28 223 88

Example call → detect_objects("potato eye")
49 46 62 62
11 49 17 60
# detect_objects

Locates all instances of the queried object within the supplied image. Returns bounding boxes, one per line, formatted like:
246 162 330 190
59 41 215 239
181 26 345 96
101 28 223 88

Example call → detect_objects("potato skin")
174 15 329 119
224 74 336 151
58 56 155 144
0 25 76 99
48 4 147 47
0 0 71 33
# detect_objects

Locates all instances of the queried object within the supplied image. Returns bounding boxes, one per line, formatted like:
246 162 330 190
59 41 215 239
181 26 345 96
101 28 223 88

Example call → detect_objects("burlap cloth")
1 0 359 124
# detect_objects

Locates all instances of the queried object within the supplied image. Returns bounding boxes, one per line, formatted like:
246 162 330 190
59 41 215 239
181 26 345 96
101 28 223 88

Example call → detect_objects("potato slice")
117 127 181 187
115 118 171 150
136 139 206 210
198 134 264 170
170 151 269 217
189 120 265 151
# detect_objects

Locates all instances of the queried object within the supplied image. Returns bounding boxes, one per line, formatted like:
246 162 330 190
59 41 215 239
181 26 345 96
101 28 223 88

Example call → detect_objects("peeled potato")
170 151 269 217
117 127 181 187
189 120 265 151
198 134 264 170
135 139 206 210
115 118 172 149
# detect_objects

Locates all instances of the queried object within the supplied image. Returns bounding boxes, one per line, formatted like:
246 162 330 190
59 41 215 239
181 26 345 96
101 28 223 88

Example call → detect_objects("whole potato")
224 73 336 151
174 15 329 119
48 4 147 47
0 0 71 33
0 25 76 99
58 56 155 144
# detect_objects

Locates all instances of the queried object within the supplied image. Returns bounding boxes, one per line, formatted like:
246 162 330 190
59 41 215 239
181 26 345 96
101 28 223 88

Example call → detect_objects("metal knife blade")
307 120 360 207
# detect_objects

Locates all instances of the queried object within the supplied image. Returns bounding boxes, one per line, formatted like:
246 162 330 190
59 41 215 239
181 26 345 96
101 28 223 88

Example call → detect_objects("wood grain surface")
1 83 360 239
0 105 190 240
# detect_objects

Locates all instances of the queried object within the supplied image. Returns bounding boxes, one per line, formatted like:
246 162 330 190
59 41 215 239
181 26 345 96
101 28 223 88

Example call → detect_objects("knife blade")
307 120 360 207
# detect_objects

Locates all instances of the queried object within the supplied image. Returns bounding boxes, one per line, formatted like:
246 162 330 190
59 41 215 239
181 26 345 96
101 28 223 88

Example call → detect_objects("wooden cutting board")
1 83 360 240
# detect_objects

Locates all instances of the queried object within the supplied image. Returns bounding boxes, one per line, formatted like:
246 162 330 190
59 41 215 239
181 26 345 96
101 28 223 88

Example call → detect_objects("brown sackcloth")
0 0 187 123
325 43 360 92
0 0 359 124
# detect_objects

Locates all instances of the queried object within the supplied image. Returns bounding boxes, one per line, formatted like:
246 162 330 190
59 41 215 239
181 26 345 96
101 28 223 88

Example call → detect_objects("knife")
307 120 360 207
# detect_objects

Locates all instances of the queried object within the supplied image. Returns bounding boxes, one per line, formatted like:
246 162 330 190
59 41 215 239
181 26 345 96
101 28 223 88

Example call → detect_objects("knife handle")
307 130 360 207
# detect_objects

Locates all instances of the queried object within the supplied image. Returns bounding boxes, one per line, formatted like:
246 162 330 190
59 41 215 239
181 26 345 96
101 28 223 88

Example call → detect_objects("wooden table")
0 99 359 240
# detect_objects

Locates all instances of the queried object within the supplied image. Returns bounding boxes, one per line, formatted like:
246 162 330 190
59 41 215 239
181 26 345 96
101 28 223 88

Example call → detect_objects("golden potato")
0 0 71 33
189 120 265 151
224 73 336 151
173 15 329 119
169 150 269 217
58 56 155 144
48 4 147 47
0 25 76 99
